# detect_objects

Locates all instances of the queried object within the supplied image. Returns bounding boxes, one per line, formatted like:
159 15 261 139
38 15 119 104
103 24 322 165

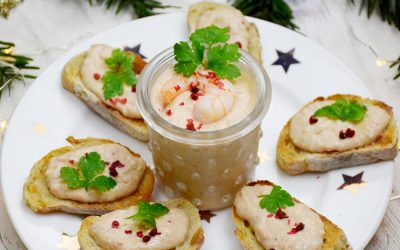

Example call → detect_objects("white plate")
1 13 394 250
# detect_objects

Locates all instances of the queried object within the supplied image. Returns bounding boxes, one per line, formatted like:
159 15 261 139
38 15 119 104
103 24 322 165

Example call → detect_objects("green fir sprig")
0 40 39 97
231 0 298 30
87 0 175 18
389 55 400 80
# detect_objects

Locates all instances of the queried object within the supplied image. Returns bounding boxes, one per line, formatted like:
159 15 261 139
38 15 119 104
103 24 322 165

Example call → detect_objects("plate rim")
0 12 394 250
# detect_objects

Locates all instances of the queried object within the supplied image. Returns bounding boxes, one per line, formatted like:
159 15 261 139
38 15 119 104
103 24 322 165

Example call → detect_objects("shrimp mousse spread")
137 26 271 210
151 69 257 131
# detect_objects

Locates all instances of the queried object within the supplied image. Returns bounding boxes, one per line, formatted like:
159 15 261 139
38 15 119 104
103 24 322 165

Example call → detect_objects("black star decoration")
272 48 300 73
124 44 147 59
337 171 367 195
199 210 216 223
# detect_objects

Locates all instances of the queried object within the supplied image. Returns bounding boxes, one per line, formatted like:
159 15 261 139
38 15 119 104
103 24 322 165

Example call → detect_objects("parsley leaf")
173 41 203 77
259 185 294 214
314 99 367 123
127 201 169 229
60 152 117 192
101 49 136 100
173 25 242 79
208 43 241 79
189 25 229 45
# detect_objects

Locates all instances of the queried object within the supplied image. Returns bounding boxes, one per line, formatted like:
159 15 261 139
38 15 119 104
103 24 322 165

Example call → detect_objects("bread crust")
23 137 154 215
187 1 262 63
62 51 149 142
276 94 398 175
233 180 352 250
78 198 204 250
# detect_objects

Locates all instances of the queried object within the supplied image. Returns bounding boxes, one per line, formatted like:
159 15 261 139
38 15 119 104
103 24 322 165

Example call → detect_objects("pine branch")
350 0 400 30
350 0 400 79
231 0 298 30
88 0 175 18
389 56 400 79
0 41 39 97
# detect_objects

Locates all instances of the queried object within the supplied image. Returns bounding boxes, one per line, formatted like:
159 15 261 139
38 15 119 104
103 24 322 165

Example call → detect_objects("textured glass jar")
137 47 271 210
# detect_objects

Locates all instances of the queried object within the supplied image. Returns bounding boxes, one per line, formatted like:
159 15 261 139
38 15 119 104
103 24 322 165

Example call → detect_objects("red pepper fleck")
345 128 355 138
69 160 75 165
288 223 305 234
197 123 203 130
275 208 288 219
186 119 196 131
267 213 273 218
149 227 158 237
111 160 125 169
288 219 291 225
191 93 199 101
309 116 318 124
136 231 143 238
142 235 151 243
339 130 347 139
120 98 127 105
179 102 185 106
174 85 181 91
208 71 217 78
111 220 119 229
93 73 101 80
125 230 132 234
236 41 242 48
166 109 172 116
191 86 199 94
109 160 125 177
131 85 136 93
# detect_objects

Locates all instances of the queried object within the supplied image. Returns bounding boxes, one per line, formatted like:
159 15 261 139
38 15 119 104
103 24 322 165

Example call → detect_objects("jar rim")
137 47 272 146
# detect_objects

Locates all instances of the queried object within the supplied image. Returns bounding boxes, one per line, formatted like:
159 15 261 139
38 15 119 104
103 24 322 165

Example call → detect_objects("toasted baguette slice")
78 198 204 250
23 137 154 215
277 94 398 175
188 1 262 63
62 51 149 142
233 180 351 250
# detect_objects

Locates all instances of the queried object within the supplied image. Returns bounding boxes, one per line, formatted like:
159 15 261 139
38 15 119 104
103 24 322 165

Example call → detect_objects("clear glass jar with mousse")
137 47 271 210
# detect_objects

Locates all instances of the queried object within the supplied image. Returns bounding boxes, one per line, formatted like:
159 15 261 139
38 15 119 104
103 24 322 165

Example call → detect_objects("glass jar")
137 47 271 210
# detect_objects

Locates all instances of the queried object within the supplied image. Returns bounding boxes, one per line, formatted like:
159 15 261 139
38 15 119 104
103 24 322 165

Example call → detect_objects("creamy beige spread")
45 144 146 203
289 100 391 152
151 68 257 131
194 7 250 51
234 185 324 250
81 44 142 119
89 206 189 250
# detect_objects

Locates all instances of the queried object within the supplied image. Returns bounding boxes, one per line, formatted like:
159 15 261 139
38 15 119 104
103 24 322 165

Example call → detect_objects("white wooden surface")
0 0 399 249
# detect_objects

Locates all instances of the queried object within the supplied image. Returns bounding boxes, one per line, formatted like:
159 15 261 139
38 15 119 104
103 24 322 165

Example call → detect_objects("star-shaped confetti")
56 233 79 250
337 171 368 196
258 149 272 164
32 122 48 136
124 44 146 59
199 210 216 223
272 48 300 73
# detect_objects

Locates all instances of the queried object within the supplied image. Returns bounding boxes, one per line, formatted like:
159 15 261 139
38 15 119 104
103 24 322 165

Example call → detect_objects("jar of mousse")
137 48 271 210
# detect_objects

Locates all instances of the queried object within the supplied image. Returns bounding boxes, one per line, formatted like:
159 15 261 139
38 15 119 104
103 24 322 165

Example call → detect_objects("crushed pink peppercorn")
111 220 119 229
287 223 305 235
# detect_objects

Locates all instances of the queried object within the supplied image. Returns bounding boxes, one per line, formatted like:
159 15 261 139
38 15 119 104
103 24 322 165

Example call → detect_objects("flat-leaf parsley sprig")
60 152 117 192
313 99 367 123
127 201 169 229
173 25 241 79
102 48 137 100
259 185 294 214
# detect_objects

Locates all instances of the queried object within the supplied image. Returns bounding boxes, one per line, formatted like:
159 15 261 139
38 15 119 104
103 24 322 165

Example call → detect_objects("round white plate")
1 12 393 250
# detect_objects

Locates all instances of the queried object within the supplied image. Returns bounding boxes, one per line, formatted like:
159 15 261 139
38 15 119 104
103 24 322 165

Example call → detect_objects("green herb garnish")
259 185 294 214
313 99 367 123
127 201 169 229
60 152 116 192
101 48 136 100
173 25 241 79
